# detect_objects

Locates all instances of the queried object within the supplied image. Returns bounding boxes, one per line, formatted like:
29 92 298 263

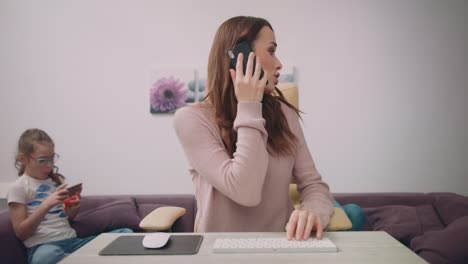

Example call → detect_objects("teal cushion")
343 204 366 231
334 200 366 231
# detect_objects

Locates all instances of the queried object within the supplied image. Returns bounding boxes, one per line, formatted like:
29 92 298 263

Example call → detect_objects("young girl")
174 16 334 241
8 129 95 264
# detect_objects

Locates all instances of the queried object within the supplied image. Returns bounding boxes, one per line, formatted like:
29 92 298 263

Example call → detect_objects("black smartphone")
227 41 265 80
67 183 82 196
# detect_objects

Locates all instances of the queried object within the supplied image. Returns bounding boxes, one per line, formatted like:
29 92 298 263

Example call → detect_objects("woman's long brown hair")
205 16 300 157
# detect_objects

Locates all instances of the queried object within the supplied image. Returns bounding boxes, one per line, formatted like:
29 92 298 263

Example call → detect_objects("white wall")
1 0 467 196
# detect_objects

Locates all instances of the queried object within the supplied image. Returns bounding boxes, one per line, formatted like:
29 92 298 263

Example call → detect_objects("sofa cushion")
364 204 444 246
328 207 352 231
276 83 298 108
329 200 365 231
137 203 193 233
410 216 468 264
78 196 128 212
139 206 186 231
137 204 168 219
72 198 140 237
342 203 366 231
328 200 352 231
0 211 28 264
134 194 196 232
289 185 352 231
334 193 435 208
433 194 468 226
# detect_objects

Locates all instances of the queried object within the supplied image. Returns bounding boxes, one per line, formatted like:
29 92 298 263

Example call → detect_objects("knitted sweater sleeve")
174 102 269 207
287 106 334 228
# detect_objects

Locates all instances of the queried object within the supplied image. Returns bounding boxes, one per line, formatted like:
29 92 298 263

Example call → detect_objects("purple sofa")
334 192 468 264
0 194 197 264
1 192 467 264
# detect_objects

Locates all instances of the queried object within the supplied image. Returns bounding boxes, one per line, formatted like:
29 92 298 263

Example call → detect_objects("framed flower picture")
149 68 194 114
148 64 296 114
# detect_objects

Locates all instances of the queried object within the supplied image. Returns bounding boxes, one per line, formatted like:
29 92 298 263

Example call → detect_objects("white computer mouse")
142 232 171 249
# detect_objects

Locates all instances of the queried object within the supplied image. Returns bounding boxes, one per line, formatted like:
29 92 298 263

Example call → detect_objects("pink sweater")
174 101 333 232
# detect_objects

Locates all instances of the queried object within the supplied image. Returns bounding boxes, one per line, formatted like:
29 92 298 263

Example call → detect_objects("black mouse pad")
98 235 203 255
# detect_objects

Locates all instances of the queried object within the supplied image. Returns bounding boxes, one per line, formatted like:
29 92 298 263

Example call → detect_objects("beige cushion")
276 82 298 108
328 208 353 231
289 184 302 209
139 206 186 231
289 184 352 231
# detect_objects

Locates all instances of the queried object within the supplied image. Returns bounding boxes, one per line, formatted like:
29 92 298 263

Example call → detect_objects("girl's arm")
9 184 69 241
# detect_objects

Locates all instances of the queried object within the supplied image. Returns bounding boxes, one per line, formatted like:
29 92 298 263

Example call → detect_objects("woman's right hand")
229 52 268 102
42 184 69 208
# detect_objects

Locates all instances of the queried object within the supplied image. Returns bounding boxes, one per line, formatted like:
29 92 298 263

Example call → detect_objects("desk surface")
61 231 427 264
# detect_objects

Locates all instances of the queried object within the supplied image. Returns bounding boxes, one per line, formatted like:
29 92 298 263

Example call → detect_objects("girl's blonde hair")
15 128 64 185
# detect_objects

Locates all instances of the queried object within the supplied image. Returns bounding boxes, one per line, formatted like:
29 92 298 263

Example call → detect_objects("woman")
174 16 333 241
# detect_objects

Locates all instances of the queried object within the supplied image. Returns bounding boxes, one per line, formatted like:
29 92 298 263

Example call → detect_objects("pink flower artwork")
150 76 188 113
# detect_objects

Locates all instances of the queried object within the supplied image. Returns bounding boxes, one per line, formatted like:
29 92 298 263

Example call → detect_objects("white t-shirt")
7 174 76 248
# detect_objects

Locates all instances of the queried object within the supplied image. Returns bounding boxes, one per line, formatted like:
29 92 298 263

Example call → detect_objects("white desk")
61 231 427 264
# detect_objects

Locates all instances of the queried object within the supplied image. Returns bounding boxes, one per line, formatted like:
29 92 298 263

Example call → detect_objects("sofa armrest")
0 211 28 264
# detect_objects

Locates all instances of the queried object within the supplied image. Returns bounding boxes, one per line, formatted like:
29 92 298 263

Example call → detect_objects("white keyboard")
213 237 338 253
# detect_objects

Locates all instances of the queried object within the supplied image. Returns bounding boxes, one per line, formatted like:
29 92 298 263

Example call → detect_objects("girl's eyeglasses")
31 154 60 166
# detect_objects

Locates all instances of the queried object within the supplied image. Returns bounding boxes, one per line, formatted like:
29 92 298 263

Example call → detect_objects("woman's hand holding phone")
229 52 268 102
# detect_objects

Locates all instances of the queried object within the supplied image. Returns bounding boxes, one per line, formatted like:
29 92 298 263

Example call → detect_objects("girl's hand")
64 194 80 208
285 209 323 241
229 52 268 102
42 184 69 209
64 194 81 219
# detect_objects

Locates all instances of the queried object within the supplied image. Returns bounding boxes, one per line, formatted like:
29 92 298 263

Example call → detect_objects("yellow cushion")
139 206 186 231
276 82 298 108
289 184 352 231
328 207 353 231
289 184 301 209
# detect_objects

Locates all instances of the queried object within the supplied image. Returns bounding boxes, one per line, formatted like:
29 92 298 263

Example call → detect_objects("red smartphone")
227 41 265 80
